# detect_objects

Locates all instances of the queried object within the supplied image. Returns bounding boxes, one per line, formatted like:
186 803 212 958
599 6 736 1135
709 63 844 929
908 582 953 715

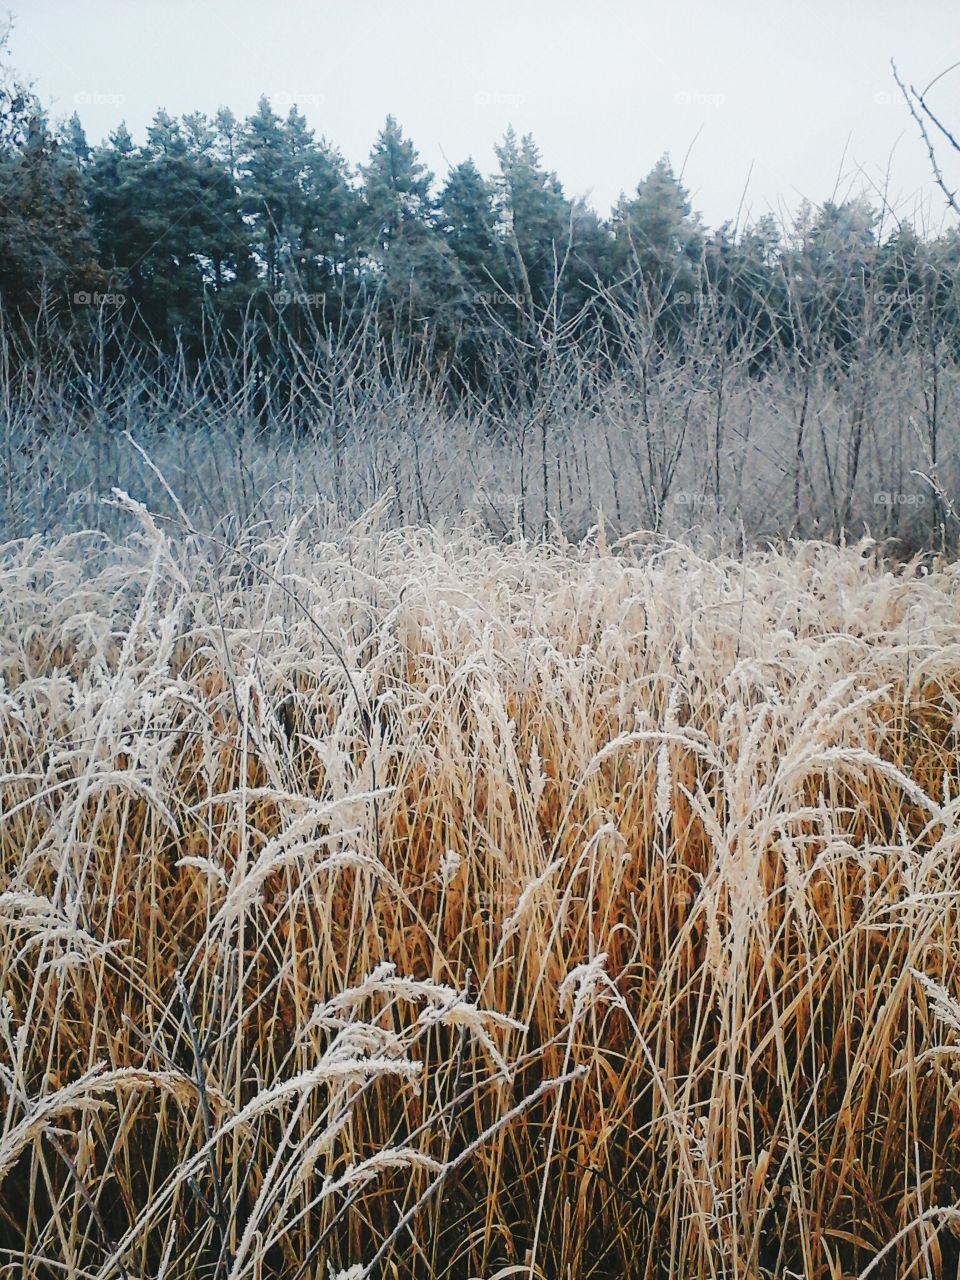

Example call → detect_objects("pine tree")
785 197 877 354
360 117 457 346
611 156 703 318
87 122 139 275
84 109 251 342
239 98 359 323
240 96 290 291
58 112 90 167
438 159 505 293
0 109 104 319
494 128 570 315
281 106 358 298
360 115 433 255
708 214 785 363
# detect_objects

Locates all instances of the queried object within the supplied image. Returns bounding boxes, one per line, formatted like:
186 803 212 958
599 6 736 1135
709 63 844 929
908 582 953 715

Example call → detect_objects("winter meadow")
2 7 960 1277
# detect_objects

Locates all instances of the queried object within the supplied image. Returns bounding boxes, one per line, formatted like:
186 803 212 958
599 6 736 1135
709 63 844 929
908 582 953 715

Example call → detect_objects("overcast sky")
10 0 960 233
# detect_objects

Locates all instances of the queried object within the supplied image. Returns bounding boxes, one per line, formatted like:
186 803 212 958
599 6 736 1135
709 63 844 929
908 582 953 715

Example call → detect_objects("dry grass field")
2 501 960 1278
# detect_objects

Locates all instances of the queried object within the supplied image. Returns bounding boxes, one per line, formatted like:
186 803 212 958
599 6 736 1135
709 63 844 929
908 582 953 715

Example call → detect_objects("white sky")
10 0 960 233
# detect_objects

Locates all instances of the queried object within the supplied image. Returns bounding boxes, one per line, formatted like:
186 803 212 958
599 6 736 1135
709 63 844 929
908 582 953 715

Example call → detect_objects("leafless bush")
2 294 957 555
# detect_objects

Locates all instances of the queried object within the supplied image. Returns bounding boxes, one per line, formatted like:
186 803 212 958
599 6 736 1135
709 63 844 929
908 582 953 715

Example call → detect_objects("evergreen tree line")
2 51 960 393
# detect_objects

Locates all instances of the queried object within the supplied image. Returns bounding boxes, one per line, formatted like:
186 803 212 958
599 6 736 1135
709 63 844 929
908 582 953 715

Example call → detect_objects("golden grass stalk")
2 518 960 1277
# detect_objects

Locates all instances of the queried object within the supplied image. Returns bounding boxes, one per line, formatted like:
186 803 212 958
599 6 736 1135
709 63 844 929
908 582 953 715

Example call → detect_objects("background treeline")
3 64 960 372
2 41 960 550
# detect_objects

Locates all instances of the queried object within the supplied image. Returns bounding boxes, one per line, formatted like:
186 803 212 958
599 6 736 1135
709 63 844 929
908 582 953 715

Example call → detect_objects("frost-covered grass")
2 504 960 1277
